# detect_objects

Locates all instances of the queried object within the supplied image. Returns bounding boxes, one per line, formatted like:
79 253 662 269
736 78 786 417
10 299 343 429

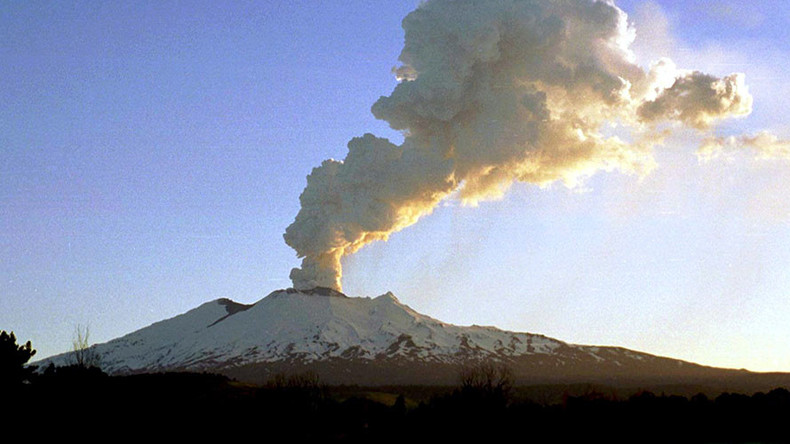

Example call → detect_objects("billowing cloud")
284 0 755 291
638 71 752 129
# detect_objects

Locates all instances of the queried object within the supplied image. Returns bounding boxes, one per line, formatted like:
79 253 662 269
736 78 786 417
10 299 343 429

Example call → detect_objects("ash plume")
284 0 754 291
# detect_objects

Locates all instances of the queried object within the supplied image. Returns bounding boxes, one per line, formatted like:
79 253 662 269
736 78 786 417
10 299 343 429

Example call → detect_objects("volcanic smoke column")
284 0 753 292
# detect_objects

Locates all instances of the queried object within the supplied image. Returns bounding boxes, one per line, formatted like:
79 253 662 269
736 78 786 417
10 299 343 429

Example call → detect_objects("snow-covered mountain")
37 288 744 385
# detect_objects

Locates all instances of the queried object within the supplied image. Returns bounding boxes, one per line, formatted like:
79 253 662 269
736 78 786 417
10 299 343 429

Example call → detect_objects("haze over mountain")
37 288 774 386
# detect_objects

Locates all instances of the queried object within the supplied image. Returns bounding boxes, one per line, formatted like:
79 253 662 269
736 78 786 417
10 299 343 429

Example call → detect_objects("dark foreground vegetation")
3 331 789 442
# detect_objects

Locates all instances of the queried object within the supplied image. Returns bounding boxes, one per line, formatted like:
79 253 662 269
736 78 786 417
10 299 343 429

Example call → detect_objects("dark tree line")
0 330 36 389
2 333 789 442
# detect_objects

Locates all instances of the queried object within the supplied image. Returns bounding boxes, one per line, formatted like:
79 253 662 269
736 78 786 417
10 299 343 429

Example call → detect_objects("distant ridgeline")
34 288 790 389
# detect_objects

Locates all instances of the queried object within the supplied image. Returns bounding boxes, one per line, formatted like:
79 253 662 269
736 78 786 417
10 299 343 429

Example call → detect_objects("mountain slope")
37 288 748 385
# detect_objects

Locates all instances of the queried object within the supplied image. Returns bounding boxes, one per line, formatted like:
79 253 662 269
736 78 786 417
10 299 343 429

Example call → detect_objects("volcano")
37 288 760 386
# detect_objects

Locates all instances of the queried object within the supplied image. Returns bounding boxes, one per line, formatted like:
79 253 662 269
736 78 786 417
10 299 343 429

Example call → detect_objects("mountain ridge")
36 288 755 385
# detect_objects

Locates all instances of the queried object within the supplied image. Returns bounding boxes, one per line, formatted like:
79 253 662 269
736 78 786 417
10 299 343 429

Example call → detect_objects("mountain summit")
38 289 744 385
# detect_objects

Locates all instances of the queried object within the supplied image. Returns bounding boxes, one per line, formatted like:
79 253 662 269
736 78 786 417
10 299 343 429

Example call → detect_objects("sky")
2 0 790 372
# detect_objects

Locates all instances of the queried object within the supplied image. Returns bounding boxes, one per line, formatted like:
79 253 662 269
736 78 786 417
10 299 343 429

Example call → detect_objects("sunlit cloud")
284 0 759 291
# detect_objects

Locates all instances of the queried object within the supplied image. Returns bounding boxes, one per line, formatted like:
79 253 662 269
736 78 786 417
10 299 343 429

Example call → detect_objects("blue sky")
3 0 790 371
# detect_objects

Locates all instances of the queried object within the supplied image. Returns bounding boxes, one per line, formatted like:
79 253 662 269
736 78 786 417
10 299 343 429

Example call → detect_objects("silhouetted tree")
71 324 100 369
262 371 328 410
264 371 325 394
393 394 407 415
0 330 37 387
458 361 513 405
